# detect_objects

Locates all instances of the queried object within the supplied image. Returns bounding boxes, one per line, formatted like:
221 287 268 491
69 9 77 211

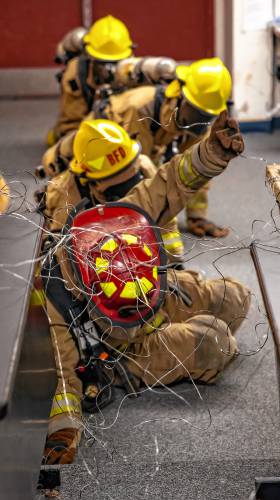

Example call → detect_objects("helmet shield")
67 203 167 327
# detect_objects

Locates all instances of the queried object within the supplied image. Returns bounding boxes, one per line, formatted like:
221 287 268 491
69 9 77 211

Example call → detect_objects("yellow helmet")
165 57 232 115
83 15 133 61
71 119 140 180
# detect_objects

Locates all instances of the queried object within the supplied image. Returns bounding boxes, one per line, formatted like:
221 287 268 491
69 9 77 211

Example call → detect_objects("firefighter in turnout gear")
48 14 176 146
46 57 232 237
88 57 232 237
44 119 185 261
42 111 250 464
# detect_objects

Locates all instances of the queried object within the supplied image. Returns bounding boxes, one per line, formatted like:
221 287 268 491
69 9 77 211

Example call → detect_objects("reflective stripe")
29 288 46 306
117 342 128 352
186 190 207 211
120 281 138 299
121 233 138 244
162 231 181 241
138 277 153 293
50 392 81 418
179 153 207 190
95 257 109 274
120 277 154 299
101 238 118 252
162 231 184 254
143 312 165 334
100 282 117 297
164 241 184 251
152 266 158 280
143 244 152 257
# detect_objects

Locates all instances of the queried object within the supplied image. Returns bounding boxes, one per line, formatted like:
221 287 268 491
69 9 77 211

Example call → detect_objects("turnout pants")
47 270 250 434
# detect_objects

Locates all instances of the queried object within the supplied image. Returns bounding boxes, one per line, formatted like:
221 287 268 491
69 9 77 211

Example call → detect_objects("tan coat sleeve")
177 129 212 219
139 154 157 178
42 131 76 178
53 58 89 138
122 148 209 227
45 171 81 231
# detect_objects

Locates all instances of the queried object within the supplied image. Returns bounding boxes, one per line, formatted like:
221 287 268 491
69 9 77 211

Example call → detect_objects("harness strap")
78 56 94 112
41 254 86 325
150 85 166 136
103 171 143 201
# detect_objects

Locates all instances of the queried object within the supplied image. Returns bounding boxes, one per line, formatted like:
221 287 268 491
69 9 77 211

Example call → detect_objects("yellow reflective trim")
140 277 153 293
121 233 138 244
117 342 128 352
162 230 184 253
179 154 191 183
95 257 109 274
50 393 81 418
186 190 208 210
120 281 138 299
101 238 118 252
164 241 184 250
162 232 181 241
152 266 158 280
187 202 207 210
143 312 165 334
178 152 207 190
143 244 152 257
30 289 46 307
100 282 117 298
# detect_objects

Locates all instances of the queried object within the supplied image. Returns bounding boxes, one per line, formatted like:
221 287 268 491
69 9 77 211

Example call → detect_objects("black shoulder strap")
103 171 143 201
150 85 166 136
41 254 86 325
78 56 95 112
93 94 110 119
74 176 92 200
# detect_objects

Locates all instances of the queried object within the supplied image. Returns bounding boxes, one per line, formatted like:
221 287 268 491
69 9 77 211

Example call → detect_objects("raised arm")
122 111 244 226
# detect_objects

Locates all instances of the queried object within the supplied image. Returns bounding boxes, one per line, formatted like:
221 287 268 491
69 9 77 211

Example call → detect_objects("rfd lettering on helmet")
107 147 126 166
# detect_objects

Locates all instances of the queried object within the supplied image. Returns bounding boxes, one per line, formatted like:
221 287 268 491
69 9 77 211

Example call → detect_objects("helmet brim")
75 140 141 181
182 85 227 116
84 44 133 61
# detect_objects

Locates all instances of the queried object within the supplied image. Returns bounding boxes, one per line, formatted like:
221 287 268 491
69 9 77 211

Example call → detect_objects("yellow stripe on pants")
50 392 81 418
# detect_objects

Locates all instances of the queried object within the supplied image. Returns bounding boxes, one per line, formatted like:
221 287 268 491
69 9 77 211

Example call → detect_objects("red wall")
0 0 214 68
92 0 214 61
0 0 82 68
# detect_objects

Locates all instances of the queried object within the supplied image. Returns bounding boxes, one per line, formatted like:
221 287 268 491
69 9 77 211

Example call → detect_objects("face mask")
93 61 116 85
175 99 214 137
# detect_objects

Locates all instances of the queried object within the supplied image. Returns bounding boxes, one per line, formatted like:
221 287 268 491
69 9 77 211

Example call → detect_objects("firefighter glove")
199 110 244 176
43 427 80 465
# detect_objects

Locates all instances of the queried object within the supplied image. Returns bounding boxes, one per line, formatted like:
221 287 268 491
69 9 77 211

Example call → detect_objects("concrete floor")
1 99 280 500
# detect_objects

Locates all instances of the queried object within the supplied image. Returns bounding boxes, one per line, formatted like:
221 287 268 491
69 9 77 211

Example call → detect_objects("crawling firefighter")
41 111 251 464
48 15 176 146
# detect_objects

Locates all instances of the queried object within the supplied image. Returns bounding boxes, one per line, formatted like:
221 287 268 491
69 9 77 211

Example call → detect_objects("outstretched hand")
208 110 244 162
